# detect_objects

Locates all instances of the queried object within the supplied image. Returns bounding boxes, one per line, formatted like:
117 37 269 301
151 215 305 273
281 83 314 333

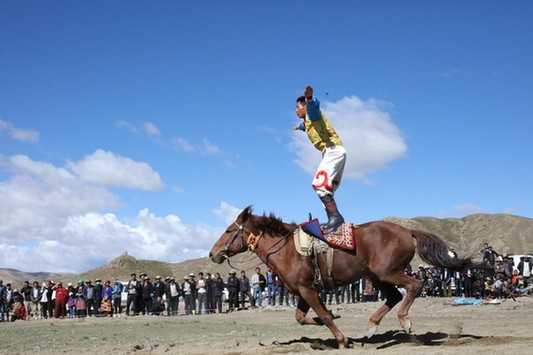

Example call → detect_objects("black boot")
319 195 344 231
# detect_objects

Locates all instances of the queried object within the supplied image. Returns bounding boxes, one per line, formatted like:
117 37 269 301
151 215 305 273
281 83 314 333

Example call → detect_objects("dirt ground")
1 296 532 354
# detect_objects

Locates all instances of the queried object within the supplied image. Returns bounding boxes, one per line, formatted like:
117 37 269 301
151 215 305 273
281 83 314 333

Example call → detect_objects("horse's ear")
238 205 254 223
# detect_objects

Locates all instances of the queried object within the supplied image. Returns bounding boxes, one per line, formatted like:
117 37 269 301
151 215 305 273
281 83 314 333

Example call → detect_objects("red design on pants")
312 170 339 194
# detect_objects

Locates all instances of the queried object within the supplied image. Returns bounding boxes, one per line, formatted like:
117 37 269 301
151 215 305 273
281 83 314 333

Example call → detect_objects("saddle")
300 218 356 251
293 218 358 290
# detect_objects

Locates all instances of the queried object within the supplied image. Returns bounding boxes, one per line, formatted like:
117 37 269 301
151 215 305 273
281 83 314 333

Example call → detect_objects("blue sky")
1 1 532 273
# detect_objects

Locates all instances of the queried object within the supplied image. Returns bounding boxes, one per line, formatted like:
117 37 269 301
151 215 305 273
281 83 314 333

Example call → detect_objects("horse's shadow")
266 330 484 350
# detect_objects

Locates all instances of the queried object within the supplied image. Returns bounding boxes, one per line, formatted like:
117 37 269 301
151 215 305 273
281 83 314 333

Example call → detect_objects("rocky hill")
1 213 532 288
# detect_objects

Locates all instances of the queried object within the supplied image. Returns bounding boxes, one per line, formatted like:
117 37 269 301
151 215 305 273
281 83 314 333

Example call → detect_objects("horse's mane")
253 212 294 237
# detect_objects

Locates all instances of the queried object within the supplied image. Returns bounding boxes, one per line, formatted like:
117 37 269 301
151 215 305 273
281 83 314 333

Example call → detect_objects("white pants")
312 145 346 197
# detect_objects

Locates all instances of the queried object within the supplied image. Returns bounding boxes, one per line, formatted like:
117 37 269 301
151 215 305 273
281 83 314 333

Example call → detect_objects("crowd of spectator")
0 267 299 322
399 244 533 300
1 243 531 323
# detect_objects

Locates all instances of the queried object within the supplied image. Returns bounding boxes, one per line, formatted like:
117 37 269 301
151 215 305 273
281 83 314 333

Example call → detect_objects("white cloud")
171 137 222 156
0 151 165 243
0 209 224 273
0 151 225 273
213 201 242 225
67 149 165 191
143 121 160 137
115 120 138 133
199 138 220 155
289 96 407 182
256 124 282 142
172 137 196 153
454 203 483 215
0 154 120 243
0 119 40 143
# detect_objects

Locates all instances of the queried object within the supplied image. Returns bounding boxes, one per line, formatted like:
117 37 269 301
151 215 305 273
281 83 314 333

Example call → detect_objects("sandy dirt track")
1 297 532 354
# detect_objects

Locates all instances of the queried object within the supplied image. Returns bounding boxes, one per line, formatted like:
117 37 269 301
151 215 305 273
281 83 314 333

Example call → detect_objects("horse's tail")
411 230 486 272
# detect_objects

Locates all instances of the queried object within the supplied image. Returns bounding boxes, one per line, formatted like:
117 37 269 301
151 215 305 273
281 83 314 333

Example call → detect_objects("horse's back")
354 220 416 268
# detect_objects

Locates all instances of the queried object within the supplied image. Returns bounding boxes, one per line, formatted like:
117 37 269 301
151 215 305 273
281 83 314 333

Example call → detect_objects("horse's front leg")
298 287 347 349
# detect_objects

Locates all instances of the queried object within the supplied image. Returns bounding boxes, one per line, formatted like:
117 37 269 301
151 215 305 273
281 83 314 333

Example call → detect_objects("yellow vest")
304 112 343 154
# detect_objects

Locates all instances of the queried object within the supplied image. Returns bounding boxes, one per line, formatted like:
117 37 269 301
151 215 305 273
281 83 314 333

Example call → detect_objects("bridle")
221 221 246 256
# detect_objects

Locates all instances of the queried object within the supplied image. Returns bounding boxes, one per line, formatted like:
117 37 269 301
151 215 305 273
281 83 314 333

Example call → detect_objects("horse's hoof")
401 319 412 334
338 338 348 349
367 325 378 338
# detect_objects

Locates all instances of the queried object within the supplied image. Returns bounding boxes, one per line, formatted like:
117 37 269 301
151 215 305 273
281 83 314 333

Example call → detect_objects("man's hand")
304 85 314 100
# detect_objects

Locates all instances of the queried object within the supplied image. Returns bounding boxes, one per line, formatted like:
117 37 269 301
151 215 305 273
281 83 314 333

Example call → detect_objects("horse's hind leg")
378 273 423 334
295 297 319 325
366 278 403 338
297 287 348 349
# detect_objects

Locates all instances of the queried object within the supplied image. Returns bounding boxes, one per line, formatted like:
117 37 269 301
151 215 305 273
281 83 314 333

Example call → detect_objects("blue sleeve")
297 122 305 131
306 97 322 121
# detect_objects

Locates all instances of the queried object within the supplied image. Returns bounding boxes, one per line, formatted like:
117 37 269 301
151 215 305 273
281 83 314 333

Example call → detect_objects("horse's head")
209 205 254 264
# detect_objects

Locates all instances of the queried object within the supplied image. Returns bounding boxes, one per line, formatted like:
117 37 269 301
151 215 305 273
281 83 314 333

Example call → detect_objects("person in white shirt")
196 272 206 314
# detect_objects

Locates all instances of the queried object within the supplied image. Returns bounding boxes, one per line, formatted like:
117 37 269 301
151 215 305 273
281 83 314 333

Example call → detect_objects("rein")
253 227 297 266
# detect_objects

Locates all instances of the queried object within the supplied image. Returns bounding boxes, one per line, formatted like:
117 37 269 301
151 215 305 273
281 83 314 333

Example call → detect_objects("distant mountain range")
2 213 532 288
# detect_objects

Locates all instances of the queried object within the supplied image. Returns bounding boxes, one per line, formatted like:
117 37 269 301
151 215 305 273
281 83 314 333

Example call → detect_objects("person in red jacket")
54 282 69 319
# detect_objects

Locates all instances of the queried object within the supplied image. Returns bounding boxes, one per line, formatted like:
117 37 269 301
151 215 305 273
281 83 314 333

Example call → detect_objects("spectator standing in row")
67 292 76 318
182 275 194 315
21 281 33 320
75 280 86 318
212 272 224 314
239 270 251 309
101 280 113 316
126 273 138 316
251 267 265 308
54 282 68 319
440 268 452 297
163 277 171 311
30 281 41 319
136 273 146 314
266 269 276 306
112 279 123 316
205 273 214 313
85 280 95 317
464 269 474 297
39 282 52 319
518 256 532 286
93 278 103 316
0 280 6 322
277 277 286 306
226 270 239 312
166 277 180 316
196 272 207 314
153 276 165 306
453 270 463 297
142 276 153 315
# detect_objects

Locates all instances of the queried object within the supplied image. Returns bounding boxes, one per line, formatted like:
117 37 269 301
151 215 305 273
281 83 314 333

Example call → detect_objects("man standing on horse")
294 85 347 231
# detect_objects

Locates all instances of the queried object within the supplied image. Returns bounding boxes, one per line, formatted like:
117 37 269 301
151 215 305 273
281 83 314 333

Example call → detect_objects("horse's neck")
255 234 296 273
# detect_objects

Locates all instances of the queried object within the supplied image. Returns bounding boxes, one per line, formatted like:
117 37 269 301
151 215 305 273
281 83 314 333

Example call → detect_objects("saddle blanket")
299 218 356 251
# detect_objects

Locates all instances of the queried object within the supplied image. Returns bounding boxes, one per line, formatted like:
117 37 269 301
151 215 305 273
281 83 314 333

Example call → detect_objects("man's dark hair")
296 96 306 105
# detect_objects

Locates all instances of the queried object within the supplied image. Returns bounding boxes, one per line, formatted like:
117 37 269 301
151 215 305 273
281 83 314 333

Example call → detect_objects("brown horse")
209 206 483 349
